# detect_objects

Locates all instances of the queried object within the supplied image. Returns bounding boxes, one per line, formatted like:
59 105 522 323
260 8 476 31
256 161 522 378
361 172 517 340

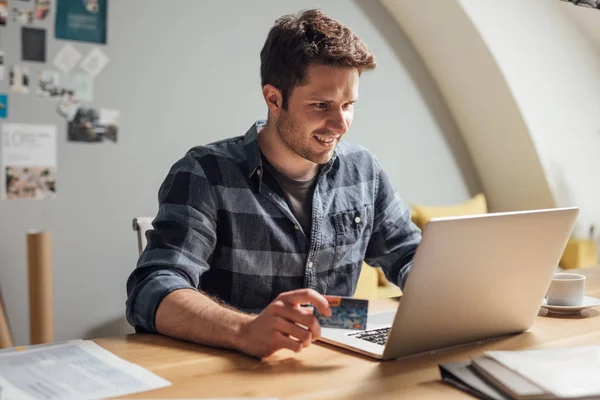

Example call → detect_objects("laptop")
318 207 578 360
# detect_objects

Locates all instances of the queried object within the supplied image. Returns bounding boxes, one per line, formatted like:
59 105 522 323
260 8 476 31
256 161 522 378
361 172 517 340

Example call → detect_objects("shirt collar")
244 120 265 179
244 119 339 178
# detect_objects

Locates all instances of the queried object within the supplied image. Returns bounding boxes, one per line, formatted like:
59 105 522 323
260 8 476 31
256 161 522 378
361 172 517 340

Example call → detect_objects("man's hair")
260 9 376 110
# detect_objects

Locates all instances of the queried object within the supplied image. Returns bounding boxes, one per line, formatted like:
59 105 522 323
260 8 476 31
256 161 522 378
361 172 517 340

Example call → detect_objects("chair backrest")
132 217 154 255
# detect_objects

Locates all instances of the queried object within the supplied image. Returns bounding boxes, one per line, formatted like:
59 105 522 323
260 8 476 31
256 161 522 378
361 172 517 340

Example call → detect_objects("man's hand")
237 289 332 358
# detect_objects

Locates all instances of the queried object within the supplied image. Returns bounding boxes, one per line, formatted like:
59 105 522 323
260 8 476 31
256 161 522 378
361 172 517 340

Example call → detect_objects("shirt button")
256 169 262 176
294 225 300 230
355 216 361 224
307 262 313 269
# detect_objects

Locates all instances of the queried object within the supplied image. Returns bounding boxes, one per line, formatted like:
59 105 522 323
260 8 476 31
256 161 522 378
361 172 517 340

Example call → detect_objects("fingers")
271 301 322 340
274 317 312 347
277 288 332 317
273 332 304 353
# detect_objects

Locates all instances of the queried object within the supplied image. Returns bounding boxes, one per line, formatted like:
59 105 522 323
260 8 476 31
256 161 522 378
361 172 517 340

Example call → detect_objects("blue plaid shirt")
126 121 421 332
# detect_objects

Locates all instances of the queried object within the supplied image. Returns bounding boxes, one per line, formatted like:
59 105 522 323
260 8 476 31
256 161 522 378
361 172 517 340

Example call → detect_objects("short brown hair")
260 9 376 109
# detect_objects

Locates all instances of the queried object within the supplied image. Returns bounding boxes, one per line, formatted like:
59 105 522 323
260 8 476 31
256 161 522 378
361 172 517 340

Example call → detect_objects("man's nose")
327 108 349 135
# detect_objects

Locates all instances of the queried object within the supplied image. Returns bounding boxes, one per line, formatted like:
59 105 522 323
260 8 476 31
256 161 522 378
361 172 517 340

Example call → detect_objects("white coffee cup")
546 273 586 306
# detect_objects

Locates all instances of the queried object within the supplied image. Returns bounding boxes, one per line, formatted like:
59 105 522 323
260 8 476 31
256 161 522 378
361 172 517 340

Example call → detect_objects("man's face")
274 64 359 165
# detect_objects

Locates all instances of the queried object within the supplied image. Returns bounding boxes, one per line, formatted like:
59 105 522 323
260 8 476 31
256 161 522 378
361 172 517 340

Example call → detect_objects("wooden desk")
97 267 600 399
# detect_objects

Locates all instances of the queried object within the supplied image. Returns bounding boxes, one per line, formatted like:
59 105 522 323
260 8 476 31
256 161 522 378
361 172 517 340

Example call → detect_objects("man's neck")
258 123 319 181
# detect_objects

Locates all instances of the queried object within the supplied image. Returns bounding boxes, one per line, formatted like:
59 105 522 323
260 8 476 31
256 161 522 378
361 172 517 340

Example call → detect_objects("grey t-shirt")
262 155 318 237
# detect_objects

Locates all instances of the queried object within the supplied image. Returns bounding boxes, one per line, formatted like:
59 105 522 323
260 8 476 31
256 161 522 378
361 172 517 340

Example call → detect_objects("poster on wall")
1 124 57 200
55 0 107 44
21 27 47 62
0 94 7 119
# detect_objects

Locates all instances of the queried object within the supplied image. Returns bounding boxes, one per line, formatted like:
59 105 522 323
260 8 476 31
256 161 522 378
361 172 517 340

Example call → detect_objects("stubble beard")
275 111 332 165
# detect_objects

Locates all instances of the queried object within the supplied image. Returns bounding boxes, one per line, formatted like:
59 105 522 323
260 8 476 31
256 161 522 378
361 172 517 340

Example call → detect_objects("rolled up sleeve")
364 166 421 289
126 152 218 332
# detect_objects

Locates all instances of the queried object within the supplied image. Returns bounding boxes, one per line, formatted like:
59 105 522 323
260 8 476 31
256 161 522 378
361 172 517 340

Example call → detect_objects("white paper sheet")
1 124 57 200
79 47 109 78
53 44 82 74
485 346 600 398
0 340 171 400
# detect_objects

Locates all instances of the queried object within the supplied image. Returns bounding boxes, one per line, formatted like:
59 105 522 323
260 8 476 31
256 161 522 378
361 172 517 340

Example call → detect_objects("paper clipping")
53 44 82 74
1 124 57 200
36 70 61 98
0 339 171 400
79 47 109 78
71 73 93 102
56 92 79 121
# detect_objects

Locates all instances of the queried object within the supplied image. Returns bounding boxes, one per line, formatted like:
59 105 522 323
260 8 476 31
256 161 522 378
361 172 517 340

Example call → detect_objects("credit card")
314 296 368 330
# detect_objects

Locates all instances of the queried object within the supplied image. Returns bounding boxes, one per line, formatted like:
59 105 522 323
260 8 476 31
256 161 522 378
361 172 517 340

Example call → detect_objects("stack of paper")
440 346 600 400
0 339 171 400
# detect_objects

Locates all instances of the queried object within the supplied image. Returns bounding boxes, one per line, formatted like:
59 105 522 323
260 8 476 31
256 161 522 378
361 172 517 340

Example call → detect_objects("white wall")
380 0 556 213
459 0 600 239
0 0 479 345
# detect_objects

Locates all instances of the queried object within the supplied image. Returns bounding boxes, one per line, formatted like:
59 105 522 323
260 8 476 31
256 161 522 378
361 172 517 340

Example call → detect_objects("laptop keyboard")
347 327 391 346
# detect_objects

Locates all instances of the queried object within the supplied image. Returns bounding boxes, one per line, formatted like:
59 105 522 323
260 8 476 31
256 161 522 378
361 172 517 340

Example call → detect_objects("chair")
132 217 154 255
0 293 14 348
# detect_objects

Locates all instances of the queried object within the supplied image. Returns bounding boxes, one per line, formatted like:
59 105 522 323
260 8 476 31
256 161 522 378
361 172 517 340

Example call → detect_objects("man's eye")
314 103 328 109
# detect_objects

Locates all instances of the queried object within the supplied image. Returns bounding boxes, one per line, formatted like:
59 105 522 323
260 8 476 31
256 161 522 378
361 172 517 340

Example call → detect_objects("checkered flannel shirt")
126 121 421 332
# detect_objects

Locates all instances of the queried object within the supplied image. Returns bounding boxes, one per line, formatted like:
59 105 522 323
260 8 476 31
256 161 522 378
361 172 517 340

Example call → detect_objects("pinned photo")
68 107 119 143
12 7 34 24
36 70 61 98
56 91 79 121
0 51 4 81
34 0 50 20
9 65 30 94
1 124 57 200
0 1 7 25
5 166 56 200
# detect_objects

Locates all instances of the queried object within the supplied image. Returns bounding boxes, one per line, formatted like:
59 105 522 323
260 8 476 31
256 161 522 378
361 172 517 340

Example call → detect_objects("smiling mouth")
314 135 339 144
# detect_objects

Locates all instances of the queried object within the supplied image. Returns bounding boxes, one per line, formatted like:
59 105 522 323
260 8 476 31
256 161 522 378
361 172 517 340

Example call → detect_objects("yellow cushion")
411 193 487 231
354 263 379 300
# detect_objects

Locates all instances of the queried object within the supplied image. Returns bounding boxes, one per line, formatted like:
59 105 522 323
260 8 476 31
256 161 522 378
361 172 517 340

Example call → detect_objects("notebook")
440 346 600 400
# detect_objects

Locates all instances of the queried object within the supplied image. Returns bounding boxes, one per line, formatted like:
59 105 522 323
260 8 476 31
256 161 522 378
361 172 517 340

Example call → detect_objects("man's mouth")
313 135 339 144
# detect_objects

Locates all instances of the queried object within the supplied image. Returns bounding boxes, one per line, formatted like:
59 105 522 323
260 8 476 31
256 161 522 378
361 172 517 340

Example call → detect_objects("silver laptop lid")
382 207 578 360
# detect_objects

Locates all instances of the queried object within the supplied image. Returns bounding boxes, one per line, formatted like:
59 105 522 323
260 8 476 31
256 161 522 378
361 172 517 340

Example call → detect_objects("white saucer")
541 296 600 314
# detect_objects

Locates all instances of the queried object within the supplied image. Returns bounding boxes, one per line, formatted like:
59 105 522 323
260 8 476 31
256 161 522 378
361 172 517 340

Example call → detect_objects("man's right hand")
237 288 332 358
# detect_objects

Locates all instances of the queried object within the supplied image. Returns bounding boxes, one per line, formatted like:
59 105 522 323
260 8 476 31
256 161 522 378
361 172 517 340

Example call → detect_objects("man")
126 9 421 358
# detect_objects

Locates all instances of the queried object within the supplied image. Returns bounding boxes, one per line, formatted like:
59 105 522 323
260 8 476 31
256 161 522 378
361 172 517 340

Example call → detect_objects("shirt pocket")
331 206 372 266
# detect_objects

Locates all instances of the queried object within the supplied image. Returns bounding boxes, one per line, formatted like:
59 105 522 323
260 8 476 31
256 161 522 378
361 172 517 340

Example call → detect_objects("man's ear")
262 84 283 118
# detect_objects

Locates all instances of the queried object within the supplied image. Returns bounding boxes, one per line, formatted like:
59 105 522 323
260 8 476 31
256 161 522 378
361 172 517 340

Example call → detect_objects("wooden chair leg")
0 291 14 348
